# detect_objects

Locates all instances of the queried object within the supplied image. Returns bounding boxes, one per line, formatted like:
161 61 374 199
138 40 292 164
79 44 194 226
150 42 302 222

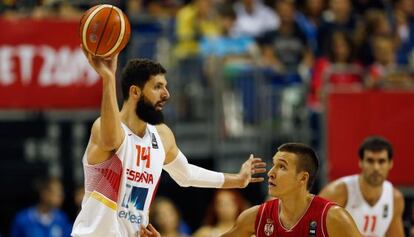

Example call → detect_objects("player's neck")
120 102 147 137
278 191 313 229
358 175 383 206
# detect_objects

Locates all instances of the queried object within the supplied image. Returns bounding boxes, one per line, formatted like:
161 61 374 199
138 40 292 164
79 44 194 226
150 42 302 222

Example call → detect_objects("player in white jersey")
71 49 267 237
319 136 405 237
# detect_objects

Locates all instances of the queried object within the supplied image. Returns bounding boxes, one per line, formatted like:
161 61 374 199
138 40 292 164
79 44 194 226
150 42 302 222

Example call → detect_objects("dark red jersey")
255 196 335 237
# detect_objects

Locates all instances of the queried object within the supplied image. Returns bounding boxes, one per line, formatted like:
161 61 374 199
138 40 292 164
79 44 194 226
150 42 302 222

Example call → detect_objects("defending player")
319 136 405 237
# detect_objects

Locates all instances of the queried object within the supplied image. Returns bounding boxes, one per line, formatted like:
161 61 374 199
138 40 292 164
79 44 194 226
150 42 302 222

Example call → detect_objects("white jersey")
341 175 394 237
72 123 165 237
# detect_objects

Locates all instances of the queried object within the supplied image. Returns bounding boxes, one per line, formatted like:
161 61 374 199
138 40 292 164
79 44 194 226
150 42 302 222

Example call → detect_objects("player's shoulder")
155 123 176 152
326 205 354 227
319 177 349 206
393 187 403 200
239 205 261 222
320 178 348 196
155 123 173 137
326 205 345 218
326 205 362 236
392 187 405 208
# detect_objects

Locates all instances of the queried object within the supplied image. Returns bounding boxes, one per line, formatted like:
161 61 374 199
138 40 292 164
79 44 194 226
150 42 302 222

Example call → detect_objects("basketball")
79 4 131 57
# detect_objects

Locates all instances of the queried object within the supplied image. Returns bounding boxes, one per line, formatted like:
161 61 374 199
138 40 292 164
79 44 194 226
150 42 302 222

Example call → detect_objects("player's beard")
135 95 165 125
364 172 384 187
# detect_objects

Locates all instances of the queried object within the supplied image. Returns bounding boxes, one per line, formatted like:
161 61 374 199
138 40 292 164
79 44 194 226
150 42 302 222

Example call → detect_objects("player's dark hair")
358 136 393 160
278 143 319 190
121 59 166 101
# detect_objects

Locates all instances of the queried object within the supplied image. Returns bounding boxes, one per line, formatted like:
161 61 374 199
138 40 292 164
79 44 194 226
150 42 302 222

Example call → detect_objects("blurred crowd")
2 0 414 86
2 0 414 122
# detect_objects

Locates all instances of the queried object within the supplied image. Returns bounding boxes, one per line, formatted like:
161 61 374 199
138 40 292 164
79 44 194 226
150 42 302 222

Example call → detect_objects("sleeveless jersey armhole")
255 202 267 236
321 202 335 237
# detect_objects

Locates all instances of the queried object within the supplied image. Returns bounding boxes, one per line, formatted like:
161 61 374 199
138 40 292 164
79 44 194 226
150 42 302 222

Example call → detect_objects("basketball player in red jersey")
140 143 361 237
222 143 361 237
319 136 405 237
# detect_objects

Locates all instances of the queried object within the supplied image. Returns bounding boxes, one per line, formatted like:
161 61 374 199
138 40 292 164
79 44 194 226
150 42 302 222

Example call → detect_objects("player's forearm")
221 173 245 189
99 77 123 149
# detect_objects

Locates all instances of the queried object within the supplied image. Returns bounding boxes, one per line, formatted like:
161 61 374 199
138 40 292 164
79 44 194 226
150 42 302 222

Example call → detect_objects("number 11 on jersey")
363 215 377 233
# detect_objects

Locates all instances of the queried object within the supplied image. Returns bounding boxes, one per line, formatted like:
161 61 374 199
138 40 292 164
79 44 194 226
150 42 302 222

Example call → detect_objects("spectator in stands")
358 9 393 66
126 0 178 22
392 0 414 65
296 0 327 54
0 0 37 17
10 177 72 237
175 0 220 59
232 0 280 38
260 0 312 78
368 35 413 88
317 0 362 56
309 30 363 111
308 31 363 154
150 197 191 237
351 0 386 16
198 3 259 135
174 0 221 120
200 4 257 63
193 190 247 237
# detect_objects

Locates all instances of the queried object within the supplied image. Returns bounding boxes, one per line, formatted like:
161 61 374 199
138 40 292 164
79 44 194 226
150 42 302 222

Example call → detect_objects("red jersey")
255 196 335 237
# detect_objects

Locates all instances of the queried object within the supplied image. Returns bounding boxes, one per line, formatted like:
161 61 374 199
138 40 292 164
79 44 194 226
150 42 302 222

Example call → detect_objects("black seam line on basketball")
95 6 114 56
79 13 87 39
116 10 122 53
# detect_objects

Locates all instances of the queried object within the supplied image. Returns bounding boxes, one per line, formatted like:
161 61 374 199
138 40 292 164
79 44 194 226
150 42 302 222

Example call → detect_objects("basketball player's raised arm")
82 47 124 164
157 124 266 188
318 180 347 207
221 205 259 237
326 206 362 237
386 189 405 237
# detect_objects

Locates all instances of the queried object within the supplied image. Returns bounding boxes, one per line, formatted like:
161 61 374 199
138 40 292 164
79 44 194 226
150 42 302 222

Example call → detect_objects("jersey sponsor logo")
264 218 274 236
308 220 317 237
136 145 151 168
383 204 388 218
118 185 148 224
126 169 154 184
118 210 143 224
151 133 158 149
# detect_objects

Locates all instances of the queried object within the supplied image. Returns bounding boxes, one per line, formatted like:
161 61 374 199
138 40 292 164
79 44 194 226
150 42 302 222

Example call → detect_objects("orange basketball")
79 4 131 57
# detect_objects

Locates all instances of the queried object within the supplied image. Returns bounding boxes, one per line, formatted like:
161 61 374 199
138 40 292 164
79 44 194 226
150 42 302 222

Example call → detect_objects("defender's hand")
139 224 161 237
238 154 266 188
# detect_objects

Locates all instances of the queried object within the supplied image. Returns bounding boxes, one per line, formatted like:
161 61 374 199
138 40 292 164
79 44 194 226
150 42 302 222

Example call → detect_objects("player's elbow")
175 179 191 187
172 174 192 187
170 169 193 187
